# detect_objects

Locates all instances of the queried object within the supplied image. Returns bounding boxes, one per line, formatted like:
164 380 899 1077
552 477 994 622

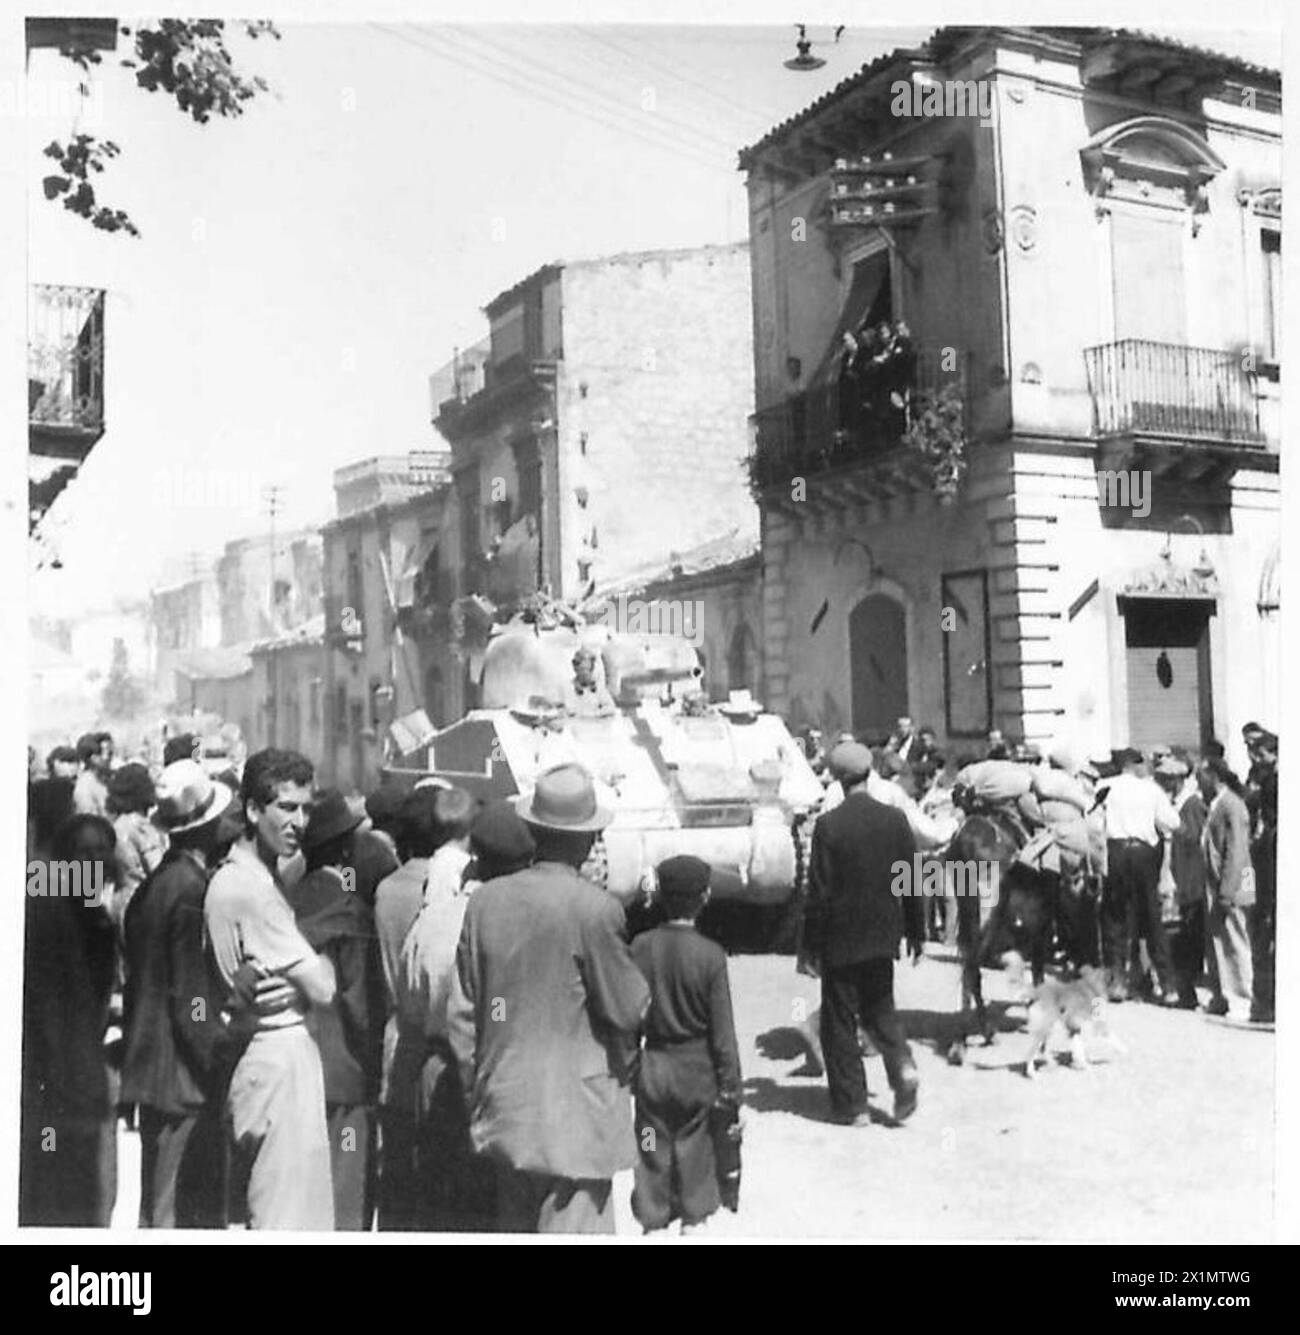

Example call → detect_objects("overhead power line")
447 24 749 160
564 25 775 133
371 23 739 176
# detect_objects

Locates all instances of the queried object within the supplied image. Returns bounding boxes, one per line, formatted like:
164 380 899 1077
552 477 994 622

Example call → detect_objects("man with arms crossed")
205 748 337 1230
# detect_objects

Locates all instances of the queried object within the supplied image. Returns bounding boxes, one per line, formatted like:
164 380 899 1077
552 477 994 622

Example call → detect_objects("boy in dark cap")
630 855 742 1234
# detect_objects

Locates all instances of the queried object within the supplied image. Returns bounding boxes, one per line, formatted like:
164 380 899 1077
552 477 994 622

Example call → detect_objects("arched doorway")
848 593 908 740
727 622 759 698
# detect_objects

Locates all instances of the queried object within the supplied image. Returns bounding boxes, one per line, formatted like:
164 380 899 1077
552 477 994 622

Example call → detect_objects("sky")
26 16 1284 617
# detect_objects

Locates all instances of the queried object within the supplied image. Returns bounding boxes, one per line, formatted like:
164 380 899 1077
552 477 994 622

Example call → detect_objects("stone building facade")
431 242 758 719
217 528 324 647
319 454 453 792
743 26 1280 772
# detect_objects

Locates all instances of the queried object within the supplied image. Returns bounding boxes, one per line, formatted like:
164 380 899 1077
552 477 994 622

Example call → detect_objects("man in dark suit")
448 763 649 1233
121 760 240 1228
805 742 922 1126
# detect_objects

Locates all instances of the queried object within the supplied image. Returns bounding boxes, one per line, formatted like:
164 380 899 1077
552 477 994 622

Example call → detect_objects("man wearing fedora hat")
448 762 649 1233
205 749 338 1230
121 760 239 1227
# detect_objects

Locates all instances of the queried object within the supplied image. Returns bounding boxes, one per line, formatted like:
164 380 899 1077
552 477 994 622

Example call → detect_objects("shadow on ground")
897 1001 1026 1054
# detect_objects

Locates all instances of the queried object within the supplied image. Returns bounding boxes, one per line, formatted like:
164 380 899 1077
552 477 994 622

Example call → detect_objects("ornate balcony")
29 284 106 460
748 344 968 501
1083 338 1275 482
1084 339 1266 443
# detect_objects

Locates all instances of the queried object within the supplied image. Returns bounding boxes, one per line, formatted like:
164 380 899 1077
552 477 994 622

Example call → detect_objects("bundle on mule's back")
1031 766 1090 816
956 759 1032 804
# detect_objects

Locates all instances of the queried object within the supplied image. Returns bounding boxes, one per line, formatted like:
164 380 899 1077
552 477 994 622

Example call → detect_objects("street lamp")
783 23 844 72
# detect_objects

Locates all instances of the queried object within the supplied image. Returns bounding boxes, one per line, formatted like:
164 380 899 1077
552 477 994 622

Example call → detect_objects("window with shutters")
1110 208 1187 346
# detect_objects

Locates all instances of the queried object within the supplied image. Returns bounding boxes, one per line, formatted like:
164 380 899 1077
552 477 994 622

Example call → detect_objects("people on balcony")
835 320 917 449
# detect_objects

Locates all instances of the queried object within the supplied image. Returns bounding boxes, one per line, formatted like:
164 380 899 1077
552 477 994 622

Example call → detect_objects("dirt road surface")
617 946 1274 1242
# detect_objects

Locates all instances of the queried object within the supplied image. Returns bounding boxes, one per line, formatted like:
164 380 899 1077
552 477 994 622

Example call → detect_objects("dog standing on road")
1009 960 1127 1079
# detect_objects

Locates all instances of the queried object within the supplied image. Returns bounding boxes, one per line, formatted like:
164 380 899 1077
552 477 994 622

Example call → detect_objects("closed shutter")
1125 646 1200 751
1112 211 1186 345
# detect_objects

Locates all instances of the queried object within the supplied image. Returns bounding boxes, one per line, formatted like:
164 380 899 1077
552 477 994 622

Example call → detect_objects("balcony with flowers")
748 324 970 509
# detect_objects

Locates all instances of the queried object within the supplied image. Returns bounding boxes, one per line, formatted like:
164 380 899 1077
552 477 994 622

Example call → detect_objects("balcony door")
1111 208 1187 345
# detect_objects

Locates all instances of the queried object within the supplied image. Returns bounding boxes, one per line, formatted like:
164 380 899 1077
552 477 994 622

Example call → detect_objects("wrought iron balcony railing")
28 284 106 452
748 344 967 491
1084 339 1266 445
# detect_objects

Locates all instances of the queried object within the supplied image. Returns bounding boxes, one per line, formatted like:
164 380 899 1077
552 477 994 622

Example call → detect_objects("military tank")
385 600 823 949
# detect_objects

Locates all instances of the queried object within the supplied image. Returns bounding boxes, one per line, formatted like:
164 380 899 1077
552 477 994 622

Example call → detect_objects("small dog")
1010 960 1127 1079
796 1007 877 1077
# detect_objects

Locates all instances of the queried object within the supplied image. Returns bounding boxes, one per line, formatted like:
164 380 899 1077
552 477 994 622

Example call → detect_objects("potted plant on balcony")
903 378 967 503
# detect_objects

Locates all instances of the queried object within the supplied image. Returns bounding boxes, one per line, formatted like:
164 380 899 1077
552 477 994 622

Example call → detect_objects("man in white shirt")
204 748 337 1230
1097 748 1180 1004
821 750 955 851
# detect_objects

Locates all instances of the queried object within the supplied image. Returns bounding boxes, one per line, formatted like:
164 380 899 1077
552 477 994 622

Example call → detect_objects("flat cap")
655 854 712 902
827 741 873 783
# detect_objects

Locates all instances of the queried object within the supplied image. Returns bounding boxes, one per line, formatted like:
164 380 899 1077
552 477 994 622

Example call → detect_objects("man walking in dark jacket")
805 742 922 1126
121 760 239 1228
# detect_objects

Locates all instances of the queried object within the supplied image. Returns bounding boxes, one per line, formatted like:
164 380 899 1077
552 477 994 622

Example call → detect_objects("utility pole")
263 484 284 748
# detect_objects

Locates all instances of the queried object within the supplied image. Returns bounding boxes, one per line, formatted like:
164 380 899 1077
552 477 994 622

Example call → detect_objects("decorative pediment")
1118 551 1219 601
1080 117 1225 213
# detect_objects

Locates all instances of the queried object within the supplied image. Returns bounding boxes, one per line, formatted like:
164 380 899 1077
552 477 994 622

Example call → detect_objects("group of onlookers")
20 708 1275 1234
1149 726 1276 1024
23 733 742 1236
802 716 1277 1027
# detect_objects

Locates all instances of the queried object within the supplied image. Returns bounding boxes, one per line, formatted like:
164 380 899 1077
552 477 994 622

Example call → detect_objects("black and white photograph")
11 0 1294 1260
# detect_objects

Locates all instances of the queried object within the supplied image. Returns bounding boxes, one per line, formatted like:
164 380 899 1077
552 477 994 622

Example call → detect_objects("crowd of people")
21 711 1276 1235
796 717 1277 1121
23 733 741 1236
834 317 918 442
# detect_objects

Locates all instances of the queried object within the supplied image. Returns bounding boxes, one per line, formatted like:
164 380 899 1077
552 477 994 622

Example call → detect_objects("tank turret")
386 598 822 948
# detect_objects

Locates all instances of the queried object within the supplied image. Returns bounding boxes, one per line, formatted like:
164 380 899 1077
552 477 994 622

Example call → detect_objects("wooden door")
849 593 908 741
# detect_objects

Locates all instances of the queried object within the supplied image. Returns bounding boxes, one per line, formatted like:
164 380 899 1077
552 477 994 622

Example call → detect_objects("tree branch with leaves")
42 19 280 237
